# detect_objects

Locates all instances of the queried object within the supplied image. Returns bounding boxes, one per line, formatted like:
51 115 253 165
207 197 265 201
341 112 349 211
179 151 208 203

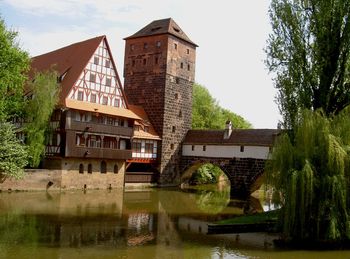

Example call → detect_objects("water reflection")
0 188 349 258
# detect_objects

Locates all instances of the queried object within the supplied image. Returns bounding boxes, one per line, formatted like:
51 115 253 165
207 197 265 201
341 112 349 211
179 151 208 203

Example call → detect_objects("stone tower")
123 18 197 184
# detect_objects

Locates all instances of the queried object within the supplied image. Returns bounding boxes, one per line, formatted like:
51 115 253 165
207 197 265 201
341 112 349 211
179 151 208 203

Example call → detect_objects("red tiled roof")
124 18 198 47
29 36 105 106
183 129 280 146
129 105 161 140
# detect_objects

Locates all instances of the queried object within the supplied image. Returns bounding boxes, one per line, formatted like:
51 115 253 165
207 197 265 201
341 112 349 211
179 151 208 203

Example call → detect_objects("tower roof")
124 18 198 47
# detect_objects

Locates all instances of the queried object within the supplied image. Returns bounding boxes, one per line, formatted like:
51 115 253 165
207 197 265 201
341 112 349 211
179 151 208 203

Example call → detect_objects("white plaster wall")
182 144 270 159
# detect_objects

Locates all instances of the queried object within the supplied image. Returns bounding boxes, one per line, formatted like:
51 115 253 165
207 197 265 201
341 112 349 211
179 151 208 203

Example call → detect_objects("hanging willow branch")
266 109 350 242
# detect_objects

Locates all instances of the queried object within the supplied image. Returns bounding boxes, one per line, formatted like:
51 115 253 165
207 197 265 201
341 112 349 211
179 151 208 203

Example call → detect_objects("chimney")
224 120 232 139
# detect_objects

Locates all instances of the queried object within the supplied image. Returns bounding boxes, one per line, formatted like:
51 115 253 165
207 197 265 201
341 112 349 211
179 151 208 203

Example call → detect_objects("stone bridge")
180 156 266 198
180 124 279 198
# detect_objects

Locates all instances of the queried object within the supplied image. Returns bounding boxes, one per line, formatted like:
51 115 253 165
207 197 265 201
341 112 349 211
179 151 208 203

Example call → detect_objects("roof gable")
124 18 197 46
30 36 105 106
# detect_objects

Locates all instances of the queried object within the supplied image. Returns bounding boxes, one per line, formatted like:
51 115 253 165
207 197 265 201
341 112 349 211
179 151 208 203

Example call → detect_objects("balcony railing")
67 120 133 137
66 141 132 160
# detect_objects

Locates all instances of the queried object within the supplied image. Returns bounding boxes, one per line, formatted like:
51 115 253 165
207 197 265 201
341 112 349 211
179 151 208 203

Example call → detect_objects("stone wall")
180 156 266 198
124 34 196 186
0 158 126 191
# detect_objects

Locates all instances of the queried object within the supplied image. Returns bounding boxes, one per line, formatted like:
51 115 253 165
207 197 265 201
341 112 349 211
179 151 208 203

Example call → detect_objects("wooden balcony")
66 142 132 160
67 120 133 137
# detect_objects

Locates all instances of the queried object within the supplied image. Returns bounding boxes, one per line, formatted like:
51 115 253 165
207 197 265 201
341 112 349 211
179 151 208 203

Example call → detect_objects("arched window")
101 161 107 174
114 164 118 174
79 164 84 174
88 164 92 174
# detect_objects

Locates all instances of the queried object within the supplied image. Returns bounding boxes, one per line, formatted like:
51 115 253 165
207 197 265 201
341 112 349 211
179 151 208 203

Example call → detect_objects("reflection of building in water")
126 212 155 246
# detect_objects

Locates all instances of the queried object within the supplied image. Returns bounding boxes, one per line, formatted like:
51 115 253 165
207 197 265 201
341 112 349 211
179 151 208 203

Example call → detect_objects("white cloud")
3 0 280 128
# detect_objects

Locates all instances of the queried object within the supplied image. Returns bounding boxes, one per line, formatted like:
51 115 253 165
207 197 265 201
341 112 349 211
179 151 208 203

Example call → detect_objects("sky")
0 0 281 129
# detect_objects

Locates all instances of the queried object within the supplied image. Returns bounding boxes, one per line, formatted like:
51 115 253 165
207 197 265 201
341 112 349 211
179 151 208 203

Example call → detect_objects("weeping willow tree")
25 70 60 167
267 109 350 242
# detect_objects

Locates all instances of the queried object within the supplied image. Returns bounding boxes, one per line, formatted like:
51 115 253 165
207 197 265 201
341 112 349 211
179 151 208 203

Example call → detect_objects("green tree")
0 123 28 179
192 83 252 129
267 109 350 242
265 0 350 128
25 70 60 167
0 17 29 122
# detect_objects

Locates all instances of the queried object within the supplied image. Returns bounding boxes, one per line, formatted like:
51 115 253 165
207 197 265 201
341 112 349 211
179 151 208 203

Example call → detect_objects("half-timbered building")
29 35 160 189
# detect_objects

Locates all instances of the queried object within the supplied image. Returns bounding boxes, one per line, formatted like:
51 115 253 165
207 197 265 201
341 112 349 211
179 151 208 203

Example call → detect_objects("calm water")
0 186 349 259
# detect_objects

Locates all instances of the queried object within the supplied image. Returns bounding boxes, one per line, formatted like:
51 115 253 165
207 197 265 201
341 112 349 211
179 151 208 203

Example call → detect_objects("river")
0 186 349 258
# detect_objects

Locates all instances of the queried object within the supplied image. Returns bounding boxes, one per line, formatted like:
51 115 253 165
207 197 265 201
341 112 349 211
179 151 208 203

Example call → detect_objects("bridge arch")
180 156 266 198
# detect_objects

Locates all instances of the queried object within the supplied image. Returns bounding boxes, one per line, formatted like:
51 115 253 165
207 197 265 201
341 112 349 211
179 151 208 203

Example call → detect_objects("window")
77 91 83 101
100 161 107 174
114 99 120 107
191 145 195 151
144 43 148 49
143 59 147 65
174 43 177 50
102 96 108 105
172 126 176 133
170 144 174 150
187 64 190 71
203 145 206 151
130 44 134 51
180 62 183 69
240 146 245 152
176 77 180 84
90 73 96 83
145 143 153 153
179 110 182 118
88 164 92 174
114 164 118 174
105 78 111 87
90 94 96 103
79 164 84 174
94 56 99 65
76 134 85 146
187 49 190 54
105 60 110 68
175 93 179 100
133 142 142 152
88 135 101 148
155 57 158 64
132 60 135 67
156 41 161 48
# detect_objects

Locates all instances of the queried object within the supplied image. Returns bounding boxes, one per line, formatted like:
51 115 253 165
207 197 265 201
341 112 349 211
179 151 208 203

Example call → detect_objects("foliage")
265 0 350 128
0 17 29 122
0 123 28 179
192 83 252 129
217 210 278 225
189 163 225 185
25 70 60 167
266 109 350 241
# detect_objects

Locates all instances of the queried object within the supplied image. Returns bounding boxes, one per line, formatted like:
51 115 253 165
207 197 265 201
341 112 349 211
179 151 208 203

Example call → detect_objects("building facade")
123 18 197 185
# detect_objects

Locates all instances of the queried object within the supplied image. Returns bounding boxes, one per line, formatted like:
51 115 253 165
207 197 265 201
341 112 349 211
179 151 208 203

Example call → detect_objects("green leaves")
266 0 350 129
25 70 60 167
0 123 28 179
192 83 252 129
0 17 29 122
267 109 350 241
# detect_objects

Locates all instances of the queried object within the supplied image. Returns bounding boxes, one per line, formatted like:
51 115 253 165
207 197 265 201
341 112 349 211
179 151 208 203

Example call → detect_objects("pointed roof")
30 35 117 106
124 18 197 47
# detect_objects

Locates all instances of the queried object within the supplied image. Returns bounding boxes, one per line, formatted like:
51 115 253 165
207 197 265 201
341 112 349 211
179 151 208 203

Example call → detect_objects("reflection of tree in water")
0 210 39 256
195 185 230 214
